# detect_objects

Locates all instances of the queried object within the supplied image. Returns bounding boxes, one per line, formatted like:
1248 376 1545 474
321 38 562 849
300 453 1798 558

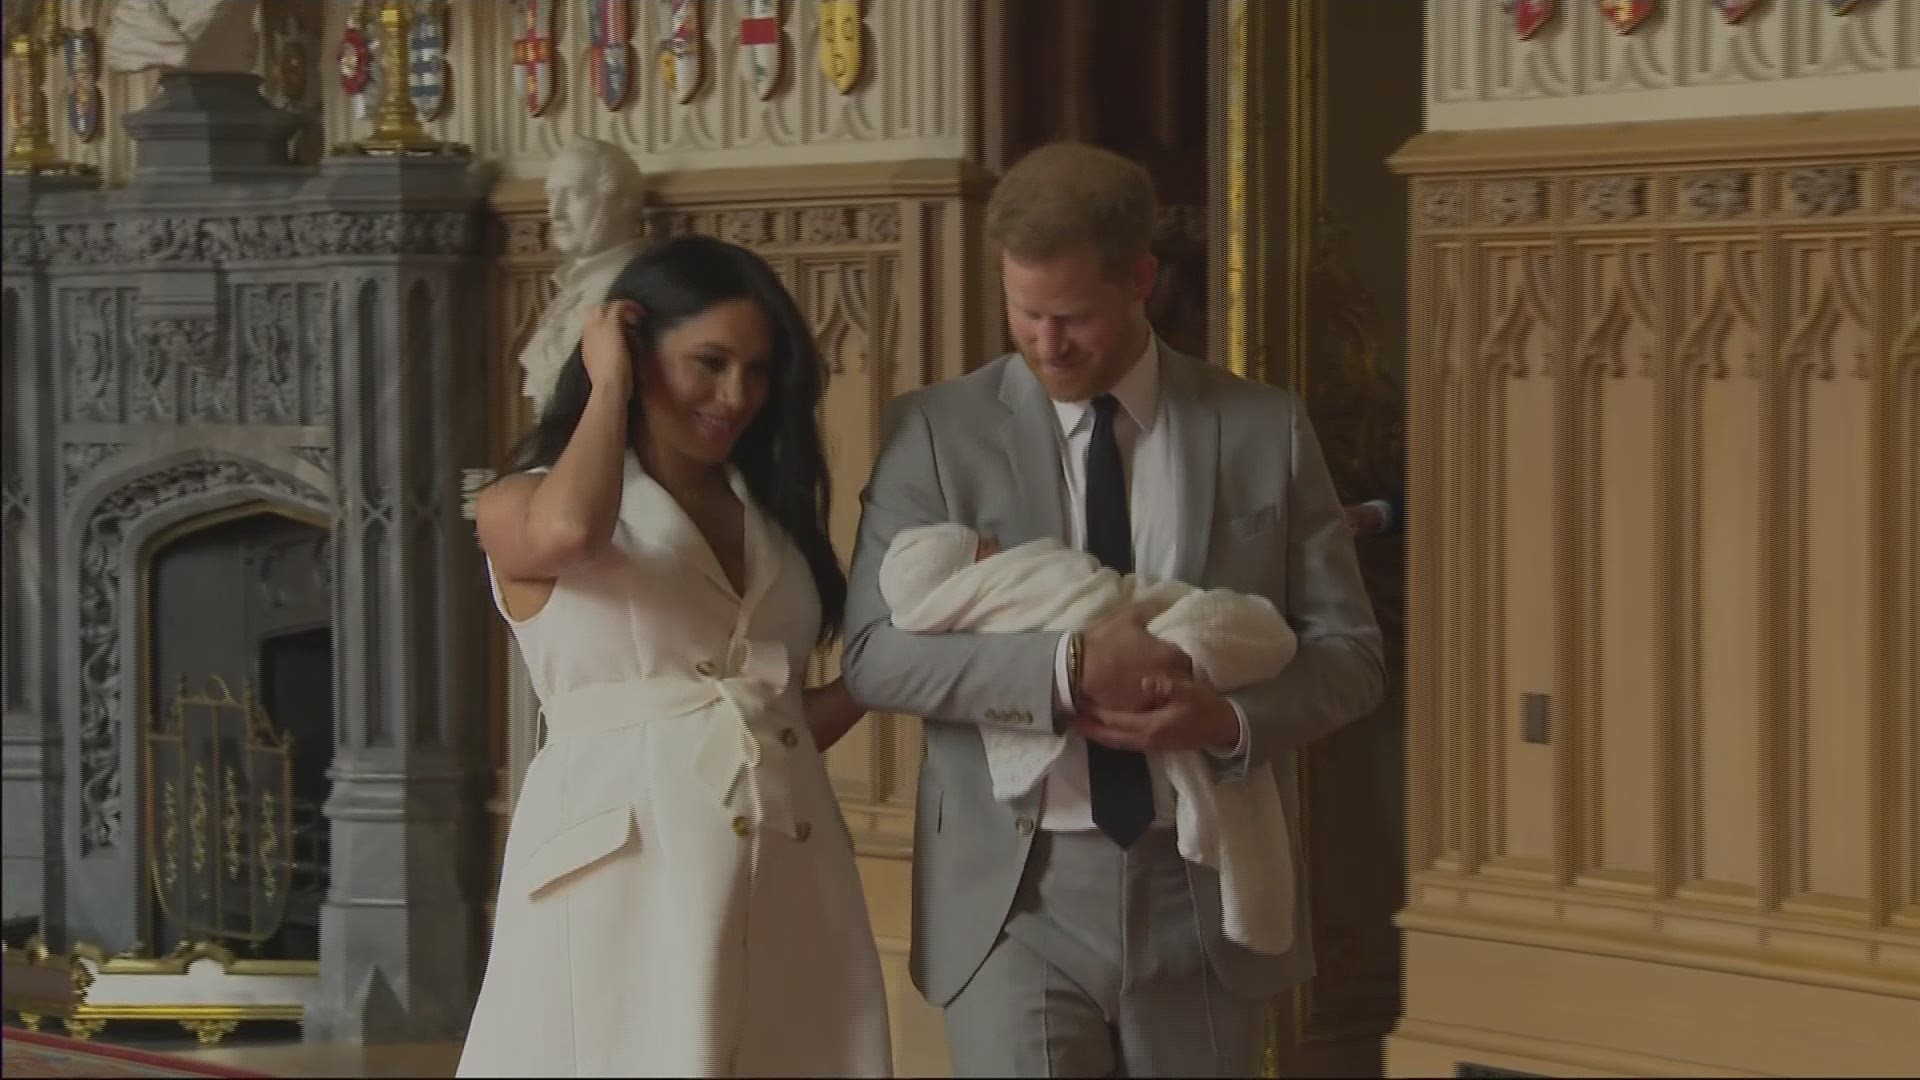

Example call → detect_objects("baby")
879 522 1301 955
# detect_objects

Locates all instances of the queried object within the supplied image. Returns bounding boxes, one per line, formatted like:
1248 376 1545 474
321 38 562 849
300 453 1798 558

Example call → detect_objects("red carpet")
1 1025 267 1078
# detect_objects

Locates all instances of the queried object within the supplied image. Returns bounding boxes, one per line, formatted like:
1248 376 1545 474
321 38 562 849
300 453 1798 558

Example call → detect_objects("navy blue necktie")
1084 394 1153 848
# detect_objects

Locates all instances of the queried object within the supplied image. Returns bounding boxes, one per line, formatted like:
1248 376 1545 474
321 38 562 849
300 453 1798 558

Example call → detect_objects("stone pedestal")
120 72 302 182
300 152 490 1045
1 171 102 942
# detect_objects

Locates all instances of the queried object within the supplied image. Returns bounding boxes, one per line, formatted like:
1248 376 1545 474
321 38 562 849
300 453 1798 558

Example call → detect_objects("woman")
458 236 890 1077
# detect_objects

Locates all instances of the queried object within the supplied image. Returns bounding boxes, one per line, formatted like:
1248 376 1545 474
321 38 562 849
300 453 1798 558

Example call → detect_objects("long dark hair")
504 234 845 643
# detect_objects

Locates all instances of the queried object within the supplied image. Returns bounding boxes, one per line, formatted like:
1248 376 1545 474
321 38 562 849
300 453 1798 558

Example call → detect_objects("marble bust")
103 0 260 75
518 139 648 412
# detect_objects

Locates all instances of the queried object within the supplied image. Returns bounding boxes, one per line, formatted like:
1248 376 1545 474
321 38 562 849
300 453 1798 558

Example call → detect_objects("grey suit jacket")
842 345 1385 1007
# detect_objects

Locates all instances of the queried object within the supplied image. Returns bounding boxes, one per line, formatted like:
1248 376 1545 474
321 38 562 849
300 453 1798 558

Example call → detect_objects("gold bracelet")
1066 631 1084 698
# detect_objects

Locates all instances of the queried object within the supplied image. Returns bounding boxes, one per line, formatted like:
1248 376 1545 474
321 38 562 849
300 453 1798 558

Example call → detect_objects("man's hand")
1075 677 1241 754
1076 606 1192 711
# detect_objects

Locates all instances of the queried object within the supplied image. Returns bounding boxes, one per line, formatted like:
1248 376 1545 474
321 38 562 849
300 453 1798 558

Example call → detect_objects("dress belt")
540 639 797 835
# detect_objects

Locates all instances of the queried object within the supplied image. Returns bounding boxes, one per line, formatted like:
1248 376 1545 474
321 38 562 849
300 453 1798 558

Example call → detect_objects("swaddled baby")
879 522 1302 955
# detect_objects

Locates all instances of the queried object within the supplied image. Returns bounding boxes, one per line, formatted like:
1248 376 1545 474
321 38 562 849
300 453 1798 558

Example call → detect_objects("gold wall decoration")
4 0 90 176
818 0 865 95
1389 107 1920 1078
333 0 467 156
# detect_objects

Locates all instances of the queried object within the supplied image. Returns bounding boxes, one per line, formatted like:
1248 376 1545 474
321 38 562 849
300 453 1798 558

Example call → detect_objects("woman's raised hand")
580 300 643 396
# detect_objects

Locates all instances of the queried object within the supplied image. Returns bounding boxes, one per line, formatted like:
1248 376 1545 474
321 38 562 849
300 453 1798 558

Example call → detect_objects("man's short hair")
985 142 1159 279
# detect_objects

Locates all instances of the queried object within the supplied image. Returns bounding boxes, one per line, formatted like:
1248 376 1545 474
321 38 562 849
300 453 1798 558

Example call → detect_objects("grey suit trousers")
944 828 1267 1078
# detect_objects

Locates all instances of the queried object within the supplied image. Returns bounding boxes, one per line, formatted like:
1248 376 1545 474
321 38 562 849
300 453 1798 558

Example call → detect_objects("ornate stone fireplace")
2 73 491 1043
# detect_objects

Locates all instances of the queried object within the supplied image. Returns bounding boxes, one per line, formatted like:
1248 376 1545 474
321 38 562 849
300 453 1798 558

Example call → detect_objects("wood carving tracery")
1403 144 1916 983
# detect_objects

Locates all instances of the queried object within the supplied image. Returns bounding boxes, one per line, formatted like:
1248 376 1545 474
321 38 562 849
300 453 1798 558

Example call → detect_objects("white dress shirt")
1039 336 1248 832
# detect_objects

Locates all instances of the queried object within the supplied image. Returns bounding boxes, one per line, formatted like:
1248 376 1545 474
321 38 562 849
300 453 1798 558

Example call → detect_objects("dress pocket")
524 805 638 899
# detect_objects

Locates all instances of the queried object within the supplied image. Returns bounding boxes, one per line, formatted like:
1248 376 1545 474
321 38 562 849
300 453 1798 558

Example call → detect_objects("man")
842 142 1385 1077
517 138 646 412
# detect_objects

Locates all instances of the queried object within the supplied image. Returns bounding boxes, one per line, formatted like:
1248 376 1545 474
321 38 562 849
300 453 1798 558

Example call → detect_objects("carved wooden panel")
1482 239 1559 878
1675 232 1768 905
1396 118 1920 1010
1569 236 1662 889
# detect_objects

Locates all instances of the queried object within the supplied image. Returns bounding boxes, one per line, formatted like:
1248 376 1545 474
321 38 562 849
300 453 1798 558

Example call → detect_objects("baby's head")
880 523 993 613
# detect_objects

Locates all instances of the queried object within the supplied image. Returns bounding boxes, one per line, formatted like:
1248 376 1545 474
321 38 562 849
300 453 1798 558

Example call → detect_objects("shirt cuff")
1052 632 1076 721
1206 699 1251 763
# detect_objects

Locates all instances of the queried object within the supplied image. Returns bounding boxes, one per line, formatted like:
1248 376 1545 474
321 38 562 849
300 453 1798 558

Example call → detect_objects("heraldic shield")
144 676 295 948
819 0 863 95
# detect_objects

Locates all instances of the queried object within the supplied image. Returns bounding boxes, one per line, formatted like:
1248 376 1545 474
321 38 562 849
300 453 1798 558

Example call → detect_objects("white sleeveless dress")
457 454 891 1077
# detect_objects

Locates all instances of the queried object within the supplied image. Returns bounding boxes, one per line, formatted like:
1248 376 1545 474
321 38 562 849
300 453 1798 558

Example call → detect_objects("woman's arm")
478 302 640 583
803 678 866 753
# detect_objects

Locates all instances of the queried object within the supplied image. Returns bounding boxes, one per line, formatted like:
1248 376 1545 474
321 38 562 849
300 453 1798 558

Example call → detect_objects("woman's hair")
504 234 846 643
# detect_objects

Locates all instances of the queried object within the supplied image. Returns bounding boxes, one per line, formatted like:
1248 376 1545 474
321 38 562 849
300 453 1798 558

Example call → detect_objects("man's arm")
840 400 1059 734
1226 395 1387 771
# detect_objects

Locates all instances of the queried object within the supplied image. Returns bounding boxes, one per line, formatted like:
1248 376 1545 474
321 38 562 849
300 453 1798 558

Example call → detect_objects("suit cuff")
1206 699 1252 777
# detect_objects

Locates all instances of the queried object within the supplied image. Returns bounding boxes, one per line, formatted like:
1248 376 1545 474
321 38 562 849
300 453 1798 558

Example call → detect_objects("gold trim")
74 939 319 978
3 1 93 177
331 0 467 158
1220 0 1254 381
1219 6 1343 1075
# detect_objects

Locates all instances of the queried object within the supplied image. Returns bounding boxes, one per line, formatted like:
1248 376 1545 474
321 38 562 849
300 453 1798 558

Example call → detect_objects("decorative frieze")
1679 170 1752 220
1783 165 1860 217
1574 175 1646 223
1397 122 1919 1011
38 211 476 269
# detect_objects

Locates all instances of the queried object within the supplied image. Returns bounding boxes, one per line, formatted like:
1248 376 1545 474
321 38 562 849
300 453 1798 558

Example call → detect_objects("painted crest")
740 0 785 101
1499 0 1557 40
408 0 451 121
588 0 635 111
1597 0 1655 33
1711 0 1761 23
338 23 375 118
63 28 103 144
818 0 864 94
513 0 558 117
660 0 706 104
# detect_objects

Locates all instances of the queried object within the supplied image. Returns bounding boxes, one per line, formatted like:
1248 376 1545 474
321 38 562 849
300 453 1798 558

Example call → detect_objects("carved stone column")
1 172 99 938
299 152 490 1045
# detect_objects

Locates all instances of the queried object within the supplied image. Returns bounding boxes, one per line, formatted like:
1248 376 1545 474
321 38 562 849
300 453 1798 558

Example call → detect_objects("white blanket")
880 523 1301 955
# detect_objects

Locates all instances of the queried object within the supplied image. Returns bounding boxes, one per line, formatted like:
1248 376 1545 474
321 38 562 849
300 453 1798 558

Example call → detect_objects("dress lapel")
998 360 1069 548
730 465 780 632
624 453 736 601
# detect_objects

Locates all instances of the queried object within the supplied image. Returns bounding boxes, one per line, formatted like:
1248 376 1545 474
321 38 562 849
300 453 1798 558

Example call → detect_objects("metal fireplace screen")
142 676 294 945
